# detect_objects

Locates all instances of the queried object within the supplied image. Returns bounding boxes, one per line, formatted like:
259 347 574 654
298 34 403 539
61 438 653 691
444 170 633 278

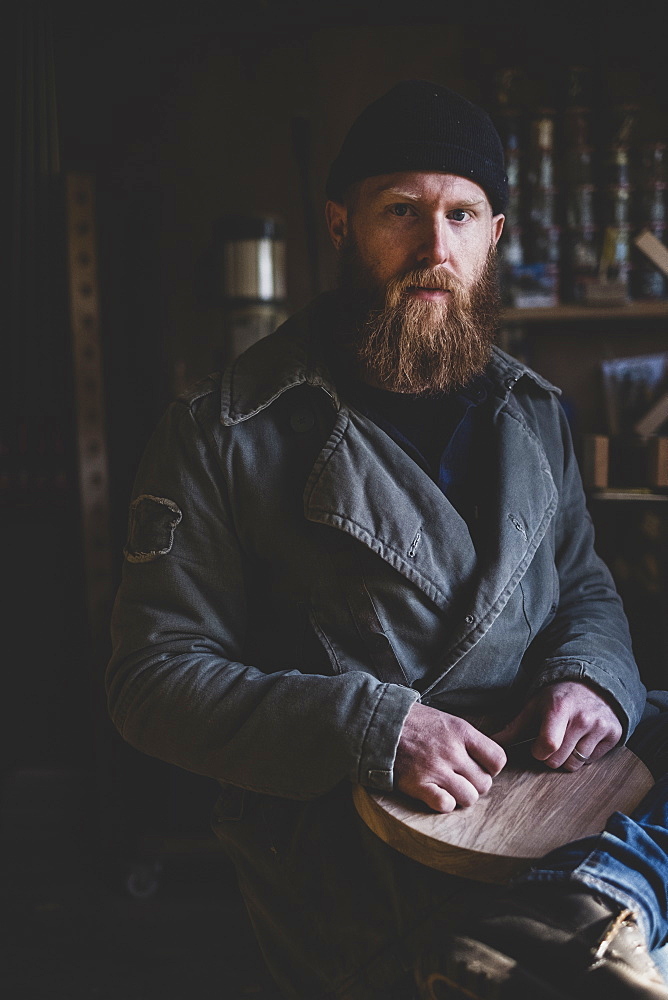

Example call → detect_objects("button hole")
408 528 422 559
508 513 527 536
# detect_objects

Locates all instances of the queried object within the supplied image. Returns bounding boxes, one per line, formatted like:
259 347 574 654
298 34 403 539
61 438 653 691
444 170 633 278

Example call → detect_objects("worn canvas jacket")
107 293 646 803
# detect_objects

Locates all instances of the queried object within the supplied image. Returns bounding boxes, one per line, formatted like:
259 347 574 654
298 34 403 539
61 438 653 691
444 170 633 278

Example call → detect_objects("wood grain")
353 746 654 884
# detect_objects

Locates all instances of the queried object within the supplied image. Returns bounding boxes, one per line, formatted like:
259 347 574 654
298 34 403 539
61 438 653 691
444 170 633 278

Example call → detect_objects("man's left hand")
492 681 623 771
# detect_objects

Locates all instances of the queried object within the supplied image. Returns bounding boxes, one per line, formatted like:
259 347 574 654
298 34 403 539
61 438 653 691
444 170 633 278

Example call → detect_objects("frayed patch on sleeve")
124 494 183 563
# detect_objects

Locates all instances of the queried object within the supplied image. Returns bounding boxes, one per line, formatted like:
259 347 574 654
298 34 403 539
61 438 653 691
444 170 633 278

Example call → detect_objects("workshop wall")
5 0 666 855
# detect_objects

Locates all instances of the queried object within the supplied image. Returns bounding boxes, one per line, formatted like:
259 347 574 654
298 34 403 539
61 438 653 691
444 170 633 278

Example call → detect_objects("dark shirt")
343 375 491 534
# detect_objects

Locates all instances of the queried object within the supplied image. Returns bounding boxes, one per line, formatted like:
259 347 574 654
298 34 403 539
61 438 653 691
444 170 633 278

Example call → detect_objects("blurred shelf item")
501 301 668 324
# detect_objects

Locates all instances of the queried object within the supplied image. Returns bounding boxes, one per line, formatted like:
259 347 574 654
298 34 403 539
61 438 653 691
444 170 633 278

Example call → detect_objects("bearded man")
107 83 654 999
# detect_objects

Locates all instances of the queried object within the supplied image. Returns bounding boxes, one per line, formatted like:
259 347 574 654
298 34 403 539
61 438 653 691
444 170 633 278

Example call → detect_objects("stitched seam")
303 408 351 507
124 494 183 563
226 377 308 424
541 658 634 697
305 509 450 597
357 686 389 785
419 488 558 696
189 400 253 561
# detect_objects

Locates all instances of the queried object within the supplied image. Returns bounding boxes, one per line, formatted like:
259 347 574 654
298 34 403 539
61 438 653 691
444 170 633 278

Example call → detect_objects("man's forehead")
360 171 490 205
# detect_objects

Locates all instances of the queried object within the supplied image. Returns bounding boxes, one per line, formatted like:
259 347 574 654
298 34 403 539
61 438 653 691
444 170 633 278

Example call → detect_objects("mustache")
385 267 469 309
385 267 470 312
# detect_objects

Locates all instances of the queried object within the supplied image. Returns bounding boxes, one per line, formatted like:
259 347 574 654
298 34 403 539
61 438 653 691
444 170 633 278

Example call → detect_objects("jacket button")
464 614 475 625
290 408 315 433
505 377 516 390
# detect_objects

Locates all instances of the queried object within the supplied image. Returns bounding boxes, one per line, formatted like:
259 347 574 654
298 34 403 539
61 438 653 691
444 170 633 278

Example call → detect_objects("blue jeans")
517 712 668 975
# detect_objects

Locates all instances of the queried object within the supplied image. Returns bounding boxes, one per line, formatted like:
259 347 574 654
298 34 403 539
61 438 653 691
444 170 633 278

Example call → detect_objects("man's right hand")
394 703 507 813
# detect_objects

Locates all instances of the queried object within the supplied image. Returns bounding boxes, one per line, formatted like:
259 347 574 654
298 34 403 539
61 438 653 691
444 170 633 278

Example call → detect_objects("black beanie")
326 80 508 215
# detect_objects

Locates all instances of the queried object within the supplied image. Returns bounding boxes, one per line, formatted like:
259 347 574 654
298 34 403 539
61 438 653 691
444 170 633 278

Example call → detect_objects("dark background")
3 3 667 997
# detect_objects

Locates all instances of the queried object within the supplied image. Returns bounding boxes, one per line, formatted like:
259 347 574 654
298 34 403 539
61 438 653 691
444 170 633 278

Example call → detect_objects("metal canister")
215 215 286 304
212 214 287 364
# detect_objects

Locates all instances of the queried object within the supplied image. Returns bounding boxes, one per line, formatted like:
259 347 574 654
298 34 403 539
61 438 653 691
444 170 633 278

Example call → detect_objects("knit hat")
326 80 508 215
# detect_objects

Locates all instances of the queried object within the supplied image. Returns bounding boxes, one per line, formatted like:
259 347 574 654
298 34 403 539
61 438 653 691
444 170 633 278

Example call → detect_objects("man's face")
326 171 504 305
325 171 505 394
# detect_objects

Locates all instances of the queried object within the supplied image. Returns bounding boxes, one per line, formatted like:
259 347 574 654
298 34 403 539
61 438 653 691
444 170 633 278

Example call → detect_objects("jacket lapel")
304 405 478 611
304 397 558 689
418 400 559 694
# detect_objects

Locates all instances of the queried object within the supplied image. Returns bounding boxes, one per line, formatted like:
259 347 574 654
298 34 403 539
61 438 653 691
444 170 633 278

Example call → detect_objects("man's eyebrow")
373 186 422 199
452 198 487 208
372 186 486 208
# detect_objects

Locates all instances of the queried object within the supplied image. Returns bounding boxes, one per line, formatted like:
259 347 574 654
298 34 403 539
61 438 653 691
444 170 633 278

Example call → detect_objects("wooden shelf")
588 489 668 503
501 301 668 324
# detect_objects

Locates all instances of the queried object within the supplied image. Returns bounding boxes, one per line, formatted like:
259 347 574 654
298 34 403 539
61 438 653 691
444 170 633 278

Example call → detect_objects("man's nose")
417 218 450 268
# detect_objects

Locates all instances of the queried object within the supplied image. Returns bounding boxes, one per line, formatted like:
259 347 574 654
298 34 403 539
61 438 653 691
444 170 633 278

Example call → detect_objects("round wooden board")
353 746 654 885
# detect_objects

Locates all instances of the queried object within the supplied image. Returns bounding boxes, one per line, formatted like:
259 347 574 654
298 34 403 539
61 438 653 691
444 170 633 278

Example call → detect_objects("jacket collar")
220 292 560 427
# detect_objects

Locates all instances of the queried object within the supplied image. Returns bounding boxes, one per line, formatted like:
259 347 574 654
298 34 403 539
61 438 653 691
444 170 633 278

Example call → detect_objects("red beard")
339 244 501 394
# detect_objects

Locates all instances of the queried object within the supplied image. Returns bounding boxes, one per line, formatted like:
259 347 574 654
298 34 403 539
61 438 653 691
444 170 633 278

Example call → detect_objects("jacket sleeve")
523 399 646 738
106 392 418 800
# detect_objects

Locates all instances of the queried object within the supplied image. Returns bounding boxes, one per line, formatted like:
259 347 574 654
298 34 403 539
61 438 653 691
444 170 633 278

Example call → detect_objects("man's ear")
325 200 348 249
491 214 505 246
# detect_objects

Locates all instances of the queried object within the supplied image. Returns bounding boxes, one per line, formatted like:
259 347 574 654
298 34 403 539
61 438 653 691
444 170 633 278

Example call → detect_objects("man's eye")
389 204 415 217
449 209 470 222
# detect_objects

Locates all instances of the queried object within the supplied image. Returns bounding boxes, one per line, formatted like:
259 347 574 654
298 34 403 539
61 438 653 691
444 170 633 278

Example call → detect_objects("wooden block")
581 434 609 489
635 229 668 278
647 437 668 488
635 392 668 437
